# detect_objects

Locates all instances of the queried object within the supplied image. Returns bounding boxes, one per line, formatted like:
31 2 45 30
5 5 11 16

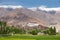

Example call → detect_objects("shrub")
28 29 41 35
43 29 49 34
13 27 26 34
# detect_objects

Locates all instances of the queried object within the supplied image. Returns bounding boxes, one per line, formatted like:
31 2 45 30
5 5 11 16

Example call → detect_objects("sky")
0 0 60 8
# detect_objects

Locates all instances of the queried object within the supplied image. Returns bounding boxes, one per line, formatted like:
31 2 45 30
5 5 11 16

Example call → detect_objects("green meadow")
0 34 60 40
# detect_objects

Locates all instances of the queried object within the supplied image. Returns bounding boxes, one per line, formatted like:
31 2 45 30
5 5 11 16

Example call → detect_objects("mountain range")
0 5 60 32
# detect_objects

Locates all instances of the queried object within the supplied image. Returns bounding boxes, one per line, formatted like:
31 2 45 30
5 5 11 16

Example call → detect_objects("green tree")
0 21 7 34
49 27 56 35
43 26 56 35
0 21 26 35
53 27 56 35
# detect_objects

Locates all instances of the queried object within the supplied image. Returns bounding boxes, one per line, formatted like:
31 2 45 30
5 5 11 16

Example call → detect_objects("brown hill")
0 7 60 32
0 8 47 26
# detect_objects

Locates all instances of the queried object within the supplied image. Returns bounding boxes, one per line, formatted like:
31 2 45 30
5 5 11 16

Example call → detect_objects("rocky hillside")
0 8 47 26
0 7 60 32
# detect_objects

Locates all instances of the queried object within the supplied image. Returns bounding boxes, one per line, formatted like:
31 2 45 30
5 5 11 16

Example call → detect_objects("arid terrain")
0 6 60 32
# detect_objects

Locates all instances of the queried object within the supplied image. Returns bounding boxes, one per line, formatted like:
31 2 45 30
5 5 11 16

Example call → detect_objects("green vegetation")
43 26 56 35
0 21 26 35
0 21 57 35
0 34 60 40
0 21 59 40
28 29 41 35
13 27 26 34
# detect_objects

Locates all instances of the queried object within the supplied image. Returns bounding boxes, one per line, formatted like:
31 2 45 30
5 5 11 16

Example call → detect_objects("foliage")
0 21 57 35
13 27 26 34
28 29 41 35
48 27 56 35
43 26 56 35
0 21 26 34
43 29 49 34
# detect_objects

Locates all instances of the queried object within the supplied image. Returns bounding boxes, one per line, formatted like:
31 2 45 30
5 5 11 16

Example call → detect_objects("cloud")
0 5 23 9
28 7 38 11
28 5 60 11
38 5 60 11
0 5 60 11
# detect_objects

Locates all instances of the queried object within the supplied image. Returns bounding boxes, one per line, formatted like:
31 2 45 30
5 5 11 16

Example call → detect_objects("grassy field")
0 34 60 40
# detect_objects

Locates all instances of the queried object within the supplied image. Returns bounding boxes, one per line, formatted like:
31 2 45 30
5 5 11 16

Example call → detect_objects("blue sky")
0 0 60 8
